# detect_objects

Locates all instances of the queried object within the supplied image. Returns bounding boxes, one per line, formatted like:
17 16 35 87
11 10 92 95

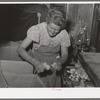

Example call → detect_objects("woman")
17 7 71 87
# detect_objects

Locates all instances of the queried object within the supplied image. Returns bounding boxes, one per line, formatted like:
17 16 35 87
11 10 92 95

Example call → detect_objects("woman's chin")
49 33 56 37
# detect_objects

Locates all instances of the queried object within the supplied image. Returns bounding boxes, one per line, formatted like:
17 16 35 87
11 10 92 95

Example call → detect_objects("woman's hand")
31 59 45 73
31 59 51 73
35 62 45 73
51 61 62 71
43 62 50 70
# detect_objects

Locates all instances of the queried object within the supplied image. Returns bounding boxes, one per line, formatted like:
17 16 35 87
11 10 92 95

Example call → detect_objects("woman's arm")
60 45 69 65
17 37 45 73
51 46 68 71
17 37 35 64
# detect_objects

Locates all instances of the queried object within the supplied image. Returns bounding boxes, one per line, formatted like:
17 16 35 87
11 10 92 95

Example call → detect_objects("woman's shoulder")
59 29 69 38
27 22 46 32
61 29 69 34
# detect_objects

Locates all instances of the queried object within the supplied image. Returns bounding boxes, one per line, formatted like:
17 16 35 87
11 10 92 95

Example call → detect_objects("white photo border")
0 1 100 99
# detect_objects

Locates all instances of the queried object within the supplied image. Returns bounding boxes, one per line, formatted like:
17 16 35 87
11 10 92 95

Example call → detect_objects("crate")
0 60 45 87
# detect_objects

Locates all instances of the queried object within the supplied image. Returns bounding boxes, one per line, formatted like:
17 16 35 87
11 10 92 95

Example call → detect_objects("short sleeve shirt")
27 22 71 51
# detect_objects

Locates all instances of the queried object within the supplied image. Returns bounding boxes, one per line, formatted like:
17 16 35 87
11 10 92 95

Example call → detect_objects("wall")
0 4 94 43
66 4 94 45
0 4 49 41
90 4 100 52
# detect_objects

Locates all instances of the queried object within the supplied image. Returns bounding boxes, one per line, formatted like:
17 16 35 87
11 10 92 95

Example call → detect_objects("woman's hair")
46 7 66 29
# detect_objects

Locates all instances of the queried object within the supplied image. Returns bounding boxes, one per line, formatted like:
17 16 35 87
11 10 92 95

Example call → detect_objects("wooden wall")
90 4 100 52
66 4 94 45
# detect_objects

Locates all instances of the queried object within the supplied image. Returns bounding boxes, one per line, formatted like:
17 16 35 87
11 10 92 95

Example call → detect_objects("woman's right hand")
35 61 46 73
31 59 51 73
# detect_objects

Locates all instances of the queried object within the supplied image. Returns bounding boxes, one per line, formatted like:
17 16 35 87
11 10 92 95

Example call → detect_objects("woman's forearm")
17 47 38 66
60 55 68 65
57 54 68 65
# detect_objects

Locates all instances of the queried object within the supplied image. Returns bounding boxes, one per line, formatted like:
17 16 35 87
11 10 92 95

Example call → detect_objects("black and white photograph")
0 2 100 89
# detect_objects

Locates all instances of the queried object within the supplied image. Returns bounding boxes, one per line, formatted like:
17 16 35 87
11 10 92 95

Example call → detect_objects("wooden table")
78 52 100 87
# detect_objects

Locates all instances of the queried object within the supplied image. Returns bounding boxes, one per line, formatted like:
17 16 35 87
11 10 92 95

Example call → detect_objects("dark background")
0 4 48 41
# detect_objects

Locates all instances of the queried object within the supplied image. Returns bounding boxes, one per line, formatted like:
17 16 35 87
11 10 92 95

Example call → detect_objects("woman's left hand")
51 62 62 71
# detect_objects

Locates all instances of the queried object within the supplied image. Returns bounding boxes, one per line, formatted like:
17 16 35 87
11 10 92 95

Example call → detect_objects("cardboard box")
0 60 45 87
2 72 45 87
0 60 33 74
0 42 45 87
0 68 8 87
0 46 22 61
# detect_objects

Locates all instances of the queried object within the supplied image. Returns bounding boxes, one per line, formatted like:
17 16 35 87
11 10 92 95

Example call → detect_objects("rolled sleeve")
27 25 40 43
60 30 71 47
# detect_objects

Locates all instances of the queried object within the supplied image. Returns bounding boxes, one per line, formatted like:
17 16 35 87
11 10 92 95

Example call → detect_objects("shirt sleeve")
60 30 71 47
27 25 40 43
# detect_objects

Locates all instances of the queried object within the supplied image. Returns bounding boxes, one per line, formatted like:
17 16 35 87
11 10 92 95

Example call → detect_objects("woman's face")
47 22 61 37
